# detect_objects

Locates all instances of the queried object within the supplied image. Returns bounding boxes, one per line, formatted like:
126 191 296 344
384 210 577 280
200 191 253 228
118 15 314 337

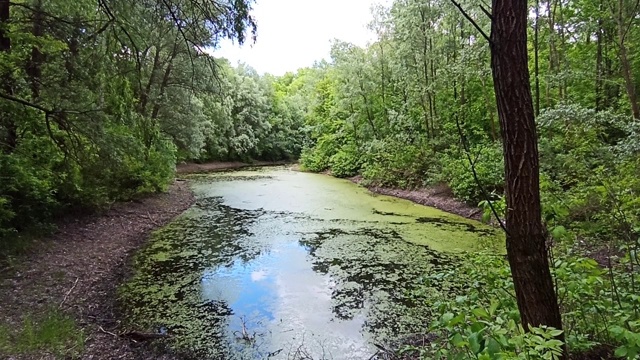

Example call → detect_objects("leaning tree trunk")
490 0 565 346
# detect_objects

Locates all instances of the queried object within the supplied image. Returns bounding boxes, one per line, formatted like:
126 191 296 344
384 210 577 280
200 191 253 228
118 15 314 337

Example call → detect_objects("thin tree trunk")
596 13 604 110
0 0 16 153
534 0 541 115
151 55 176 121
618 44 639 119
429 37 437 134
139 46 162 115
614 0 640 119
546 0 558 107
379 41 388 125
26 0 43 99
558 0 567 100
420 7 432 138
151 40 179 121
480 75 498 141
490 0 565 352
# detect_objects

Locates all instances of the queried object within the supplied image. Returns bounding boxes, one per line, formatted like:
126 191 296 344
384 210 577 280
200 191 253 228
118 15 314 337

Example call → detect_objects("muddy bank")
177 160 292 174
0 181 194 359
349 177 483 221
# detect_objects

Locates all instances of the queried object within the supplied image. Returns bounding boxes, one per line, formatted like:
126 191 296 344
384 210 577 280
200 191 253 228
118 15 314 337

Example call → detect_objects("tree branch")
0 92 51 113
449 0 491 44
455 113 509 235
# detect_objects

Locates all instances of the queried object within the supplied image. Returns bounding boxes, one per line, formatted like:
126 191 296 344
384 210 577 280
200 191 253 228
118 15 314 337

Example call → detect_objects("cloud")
212 0 386 75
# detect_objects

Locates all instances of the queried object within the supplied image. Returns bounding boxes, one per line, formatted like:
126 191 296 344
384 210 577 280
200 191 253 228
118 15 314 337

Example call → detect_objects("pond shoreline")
0 163 484 359
348 176 484 221
177 160 292 174
0 181 194 359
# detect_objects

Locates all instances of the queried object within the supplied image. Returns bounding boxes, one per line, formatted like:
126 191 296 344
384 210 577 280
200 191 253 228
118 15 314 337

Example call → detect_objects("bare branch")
479 4 493 21
449 0 491 44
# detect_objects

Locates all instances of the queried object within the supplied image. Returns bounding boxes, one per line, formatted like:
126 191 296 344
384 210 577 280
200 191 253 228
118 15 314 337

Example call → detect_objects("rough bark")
490 0 565 346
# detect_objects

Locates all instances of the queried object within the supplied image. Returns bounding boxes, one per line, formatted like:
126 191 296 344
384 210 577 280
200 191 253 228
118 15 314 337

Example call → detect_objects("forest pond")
119 167 499 359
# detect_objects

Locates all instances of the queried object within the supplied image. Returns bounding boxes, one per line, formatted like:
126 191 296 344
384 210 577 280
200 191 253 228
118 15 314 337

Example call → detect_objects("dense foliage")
2 0 639 357
286 0 640 357
0 0 304 241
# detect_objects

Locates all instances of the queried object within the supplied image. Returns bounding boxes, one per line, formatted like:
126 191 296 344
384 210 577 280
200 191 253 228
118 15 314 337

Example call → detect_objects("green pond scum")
119 167 501 359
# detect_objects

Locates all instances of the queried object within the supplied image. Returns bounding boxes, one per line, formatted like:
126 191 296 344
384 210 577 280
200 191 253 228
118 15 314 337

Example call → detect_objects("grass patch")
0 309 84 358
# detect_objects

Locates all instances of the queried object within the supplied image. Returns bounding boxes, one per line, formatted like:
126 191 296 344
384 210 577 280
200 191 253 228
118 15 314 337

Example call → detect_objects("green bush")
329 144 361 178
0 119 177 245
537 104 640 247
440 143 504 204
410 248 640 359
299 134 338 172
0 141 63 233
360 136 437 188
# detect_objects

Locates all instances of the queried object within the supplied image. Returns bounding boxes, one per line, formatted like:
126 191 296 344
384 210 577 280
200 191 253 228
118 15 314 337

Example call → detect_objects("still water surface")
120 168 497 359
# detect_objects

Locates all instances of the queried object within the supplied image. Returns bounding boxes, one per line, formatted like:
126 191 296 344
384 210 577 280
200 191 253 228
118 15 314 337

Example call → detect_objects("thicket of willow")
0 0 304 238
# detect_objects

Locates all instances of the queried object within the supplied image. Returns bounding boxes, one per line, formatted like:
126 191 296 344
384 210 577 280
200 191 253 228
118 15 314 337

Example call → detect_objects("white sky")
212 0 386 75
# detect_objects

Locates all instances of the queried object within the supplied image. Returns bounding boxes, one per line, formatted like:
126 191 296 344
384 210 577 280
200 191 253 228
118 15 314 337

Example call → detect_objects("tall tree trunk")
0 0 16 153
0 0 7 52
480 75 498 141
613 0 640 119
546 0 558 107
420 7 432 138
596 14 604 111
151 56 175 121
534 0 541 115
150 40 179 121
490 0 565 349
429 37 437 134
26 0 44 99
139 46 162 115
618 44 639 119
379 41 388 126
558 0 567 100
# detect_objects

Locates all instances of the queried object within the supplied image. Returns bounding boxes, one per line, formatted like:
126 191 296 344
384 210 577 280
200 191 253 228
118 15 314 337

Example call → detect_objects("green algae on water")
119 168 500 359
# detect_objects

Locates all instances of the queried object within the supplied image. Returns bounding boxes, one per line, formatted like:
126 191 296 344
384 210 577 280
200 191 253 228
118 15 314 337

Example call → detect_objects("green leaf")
486 338 501 355
469 332 484 354
452 333 467 348
614 346 628 358
548 329 563 337
472 308 490 319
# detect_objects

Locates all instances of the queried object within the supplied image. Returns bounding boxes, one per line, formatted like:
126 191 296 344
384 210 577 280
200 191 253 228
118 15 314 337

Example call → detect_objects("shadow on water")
119 170 492 359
